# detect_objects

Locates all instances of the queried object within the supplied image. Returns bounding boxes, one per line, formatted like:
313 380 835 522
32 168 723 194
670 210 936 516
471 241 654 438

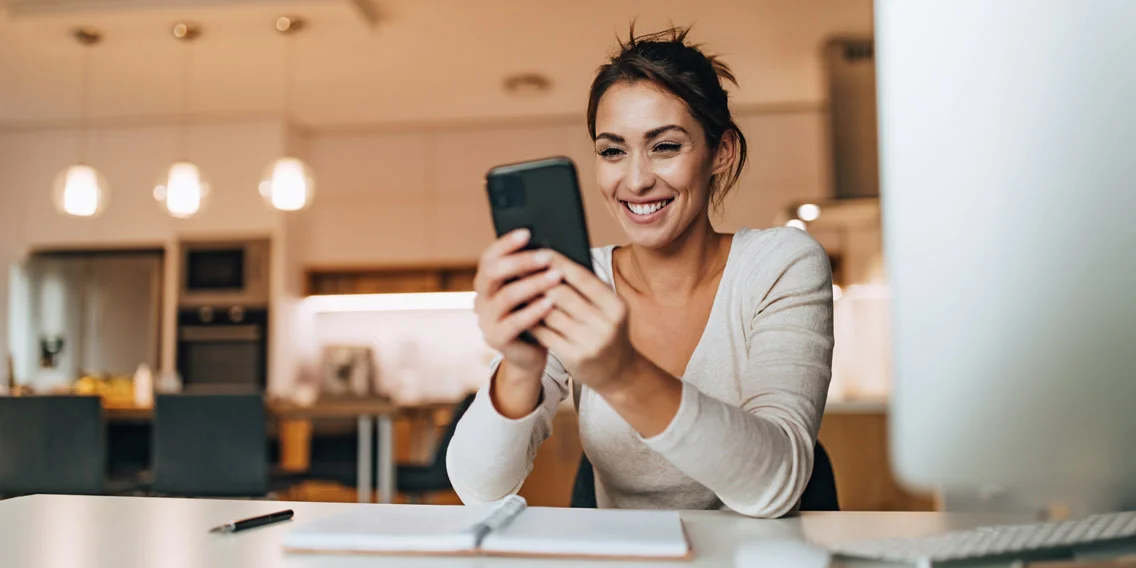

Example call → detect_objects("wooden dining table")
103 395 454 504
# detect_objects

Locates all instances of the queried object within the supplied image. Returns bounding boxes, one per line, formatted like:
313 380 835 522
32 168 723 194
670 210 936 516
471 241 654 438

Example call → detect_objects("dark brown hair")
586 25 748 210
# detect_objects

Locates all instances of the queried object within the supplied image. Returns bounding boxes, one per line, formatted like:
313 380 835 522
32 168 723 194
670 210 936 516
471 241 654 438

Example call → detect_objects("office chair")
396 392 476 501
0 396 105 497
570 441 840 511
150 393 270 497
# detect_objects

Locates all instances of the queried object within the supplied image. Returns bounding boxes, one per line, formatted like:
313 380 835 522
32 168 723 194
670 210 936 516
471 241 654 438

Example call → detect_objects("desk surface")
0 495 1031 567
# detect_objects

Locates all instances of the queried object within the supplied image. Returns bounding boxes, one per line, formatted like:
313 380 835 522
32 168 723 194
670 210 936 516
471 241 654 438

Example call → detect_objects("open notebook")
282 495 692 560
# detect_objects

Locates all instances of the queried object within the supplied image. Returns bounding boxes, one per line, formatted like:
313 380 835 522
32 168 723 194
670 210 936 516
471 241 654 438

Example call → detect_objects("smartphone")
485 156 593 270
485 156 594 344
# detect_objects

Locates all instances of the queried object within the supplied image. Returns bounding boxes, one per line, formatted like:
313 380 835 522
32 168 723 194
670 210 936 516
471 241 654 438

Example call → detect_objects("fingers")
482 228 531 263
490 269 563 320
542 306 588 337
545 284 605 327
546 252 627 320
529 324 571 355
475 248 552 296
486 296 555 347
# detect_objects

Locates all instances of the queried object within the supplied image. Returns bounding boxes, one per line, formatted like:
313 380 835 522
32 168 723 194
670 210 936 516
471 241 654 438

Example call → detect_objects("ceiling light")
154 161 209 219
260 157 314 211
158 22 208 219
797 203 822 222
55 27 108 218
54 165 107 218
261 16 315 212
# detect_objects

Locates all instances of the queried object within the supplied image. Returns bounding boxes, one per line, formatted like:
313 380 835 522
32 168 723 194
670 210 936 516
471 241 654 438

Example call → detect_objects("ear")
711 130 737 177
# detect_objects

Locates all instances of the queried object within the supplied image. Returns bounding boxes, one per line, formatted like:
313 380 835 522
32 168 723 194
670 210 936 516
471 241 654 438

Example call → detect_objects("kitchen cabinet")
306 264 477 295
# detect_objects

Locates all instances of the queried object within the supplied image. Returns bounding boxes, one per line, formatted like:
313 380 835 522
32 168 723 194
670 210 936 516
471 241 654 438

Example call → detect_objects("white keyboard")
830 511 1136 566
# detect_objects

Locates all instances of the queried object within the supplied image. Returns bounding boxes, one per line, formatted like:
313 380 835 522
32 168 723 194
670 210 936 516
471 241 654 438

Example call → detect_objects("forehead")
594 81 698 134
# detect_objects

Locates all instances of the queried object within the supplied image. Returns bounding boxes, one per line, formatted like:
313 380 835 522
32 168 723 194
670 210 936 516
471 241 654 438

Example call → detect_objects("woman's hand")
529 252 641 395
474 229 564 372
473 229 564 417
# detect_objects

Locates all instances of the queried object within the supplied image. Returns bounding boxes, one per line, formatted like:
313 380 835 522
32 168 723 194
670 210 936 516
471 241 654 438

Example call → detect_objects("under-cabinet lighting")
303 292 476 313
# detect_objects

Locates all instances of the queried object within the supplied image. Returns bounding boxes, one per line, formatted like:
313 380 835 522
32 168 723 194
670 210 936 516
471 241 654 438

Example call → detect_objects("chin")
621 223 683 250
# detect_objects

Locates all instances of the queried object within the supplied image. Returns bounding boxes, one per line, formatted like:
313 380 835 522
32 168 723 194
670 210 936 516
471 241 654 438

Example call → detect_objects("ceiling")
0 0 872 129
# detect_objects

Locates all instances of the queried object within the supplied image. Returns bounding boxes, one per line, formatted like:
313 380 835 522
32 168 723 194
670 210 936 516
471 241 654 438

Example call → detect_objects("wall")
296 106 829 268
305 308 494 404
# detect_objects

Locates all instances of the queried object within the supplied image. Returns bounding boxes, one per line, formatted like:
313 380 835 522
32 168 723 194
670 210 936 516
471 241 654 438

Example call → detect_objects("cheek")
595 161 622 198
656 155 710 197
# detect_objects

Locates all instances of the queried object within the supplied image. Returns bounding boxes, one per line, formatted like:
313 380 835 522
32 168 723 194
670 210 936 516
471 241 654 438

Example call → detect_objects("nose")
623 152 655 194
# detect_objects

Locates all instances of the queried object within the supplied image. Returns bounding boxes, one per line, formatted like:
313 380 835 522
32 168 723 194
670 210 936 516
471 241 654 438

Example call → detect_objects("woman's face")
593 80 729 250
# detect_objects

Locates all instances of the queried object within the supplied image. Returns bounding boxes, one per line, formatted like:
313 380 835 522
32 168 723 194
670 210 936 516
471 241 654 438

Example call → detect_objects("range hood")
824 37 879 200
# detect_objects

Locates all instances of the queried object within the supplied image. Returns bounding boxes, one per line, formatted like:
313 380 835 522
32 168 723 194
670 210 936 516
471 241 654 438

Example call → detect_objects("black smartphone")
485 156 593 270
485 156 594 344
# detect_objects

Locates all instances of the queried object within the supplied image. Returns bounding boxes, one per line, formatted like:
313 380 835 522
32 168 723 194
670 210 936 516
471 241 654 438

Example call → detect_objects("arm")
445 354 570 505
630 236 834 518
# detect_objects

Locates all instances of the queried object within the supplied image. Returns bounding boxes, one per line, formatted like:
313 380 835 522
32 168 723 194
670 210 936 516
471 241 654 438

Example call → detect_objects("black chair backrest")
151 393 268 497
429 393 477 466
799 440 839 511
570 440 839 511
0 396 105 496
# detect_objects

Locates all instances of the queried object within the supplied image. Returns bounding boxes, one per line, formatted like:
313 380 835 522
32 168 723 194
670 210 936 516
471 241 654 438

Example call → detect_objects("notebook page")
283 503 492 554
479 507 690 559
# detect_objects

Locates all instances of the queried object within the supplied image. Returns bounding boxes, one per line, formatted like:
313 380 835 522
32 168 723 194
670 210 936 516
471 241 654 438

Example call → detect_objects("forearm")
595 353 684 438
490 360 543 419
446 363 564 504
641 384 814 518
597 356 813 518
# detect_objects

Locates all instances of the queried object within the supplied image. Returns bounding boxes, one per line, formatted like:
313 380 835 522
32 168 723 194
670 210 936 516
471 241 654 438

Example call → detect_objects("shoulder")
728 227 833 290
732 227 830 267
589 245 617 285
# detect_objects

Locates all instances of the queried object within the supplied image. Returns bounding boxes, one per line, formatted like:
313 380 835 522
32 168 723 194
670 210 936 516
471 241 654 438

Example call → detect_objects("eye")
598 147 625 158
653 142 682 153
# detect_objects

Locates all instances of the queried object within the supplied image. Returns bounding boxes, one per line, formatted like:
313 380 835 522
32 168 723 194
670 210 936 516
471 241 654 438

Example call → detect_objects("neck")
621 216 728 298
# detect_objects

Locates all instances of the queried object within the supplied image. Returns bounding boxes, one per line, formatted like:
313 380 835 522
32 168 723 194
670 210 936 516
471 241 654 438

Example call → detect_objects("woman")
446 26 834 519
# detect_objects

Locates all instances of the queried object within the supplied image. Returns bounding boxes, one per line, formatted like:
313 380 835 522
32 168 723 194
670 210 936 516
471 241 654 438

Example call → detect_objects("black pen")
208 509 294 534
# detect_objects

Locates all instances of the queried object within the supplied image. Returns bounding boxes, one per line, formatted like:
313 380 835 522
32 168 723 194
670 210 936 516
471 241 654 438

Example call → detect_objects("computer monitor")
877 0 1136 513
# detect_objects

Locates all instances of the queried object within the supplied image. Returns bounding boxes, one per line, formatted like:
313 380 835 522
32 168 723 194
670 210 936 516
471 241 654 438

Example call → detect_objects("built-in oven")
179 239 270 308
176 305 268 391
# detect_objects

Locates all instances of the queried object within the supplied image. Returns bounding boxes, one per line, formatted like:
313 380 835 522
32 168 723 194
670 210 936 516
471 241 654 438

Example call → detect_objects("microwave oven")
179 239 270 307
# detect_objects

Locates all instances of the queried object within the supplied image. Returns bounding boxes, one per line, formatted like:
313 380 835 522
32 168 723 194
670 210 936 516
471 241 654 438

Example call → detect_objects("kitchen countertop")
824 397 889 414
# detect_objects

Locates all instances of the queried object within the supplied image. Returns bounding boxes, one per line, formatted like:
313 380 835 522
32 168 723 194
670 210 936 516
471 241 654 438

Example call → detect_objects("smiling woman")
446 25 835 519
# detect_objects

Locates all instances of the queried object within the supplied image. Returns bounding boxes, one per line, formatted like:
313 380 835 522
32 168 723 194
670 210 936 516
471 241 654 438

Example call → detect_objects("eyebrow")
595 124 689 144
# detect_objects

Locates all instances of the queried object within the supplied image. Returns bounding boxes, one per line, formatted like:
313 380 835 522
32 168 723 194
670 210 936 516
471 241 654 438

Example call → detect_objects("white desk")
0 495 1033 567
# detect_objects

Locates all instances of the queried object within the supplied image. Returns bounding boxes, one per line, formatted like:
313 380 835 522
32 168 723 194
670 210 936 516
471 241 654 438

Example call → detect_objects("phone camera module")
490 176 525 208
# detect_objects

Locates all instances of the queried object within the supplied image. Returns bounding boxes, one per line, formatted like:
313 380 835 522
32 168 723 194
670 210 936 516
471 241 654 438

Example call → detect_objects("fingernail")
534 251 551 264
545 269 562 281
513 228 530 242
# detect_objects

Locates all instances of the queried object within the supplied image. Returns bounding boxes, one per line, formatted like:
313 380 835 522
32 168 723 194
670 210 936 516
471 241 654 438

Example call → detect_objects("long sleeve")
639 233 834 518
445 354 571 505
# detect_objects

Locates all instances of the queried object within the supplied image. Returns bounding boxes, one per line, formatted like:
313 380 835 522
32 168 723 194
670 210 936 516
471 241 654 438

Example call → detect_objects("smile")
622 199 673 217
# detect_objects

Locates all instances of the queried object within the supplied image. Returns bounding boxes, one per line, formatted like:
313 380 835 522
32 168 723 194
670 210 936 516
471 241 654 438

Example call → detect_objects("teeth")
626 200 669 215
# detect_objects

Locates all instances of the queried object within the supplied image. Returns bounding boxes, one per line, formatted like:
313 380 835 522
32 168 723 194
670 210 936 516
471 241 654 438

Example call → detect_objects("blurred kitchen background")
0 0 914 510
